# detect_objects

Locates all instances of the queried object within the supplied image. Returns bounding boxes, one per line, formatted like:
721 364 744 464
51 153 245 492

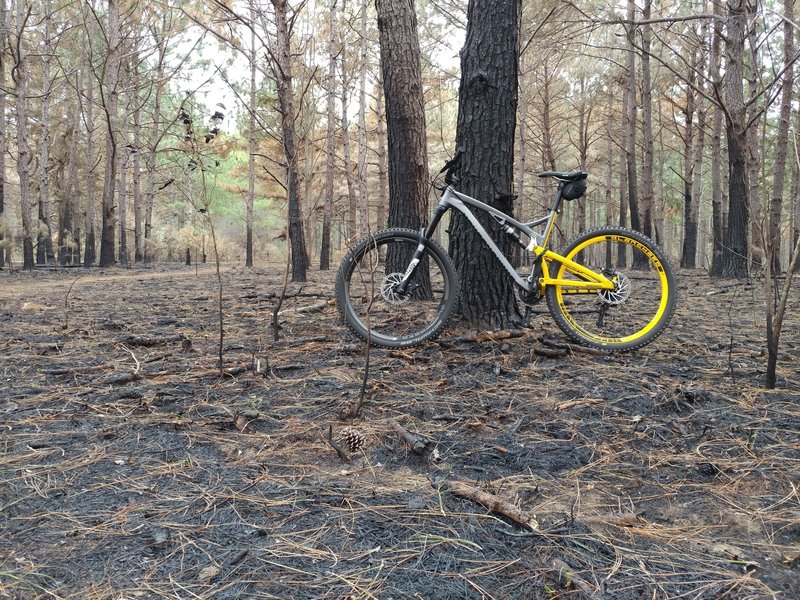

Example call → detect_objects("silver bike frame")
428 186 559 290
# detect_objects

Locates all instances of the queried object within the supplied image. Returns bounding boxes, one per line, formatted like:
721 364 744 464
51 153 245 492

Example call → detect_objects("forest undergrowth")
0 265 798 599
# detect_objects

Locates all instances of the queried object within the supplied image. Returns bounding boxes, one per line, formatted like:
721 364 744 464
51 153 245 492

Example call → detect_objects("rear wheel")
335 228 459 349
545 226 676 351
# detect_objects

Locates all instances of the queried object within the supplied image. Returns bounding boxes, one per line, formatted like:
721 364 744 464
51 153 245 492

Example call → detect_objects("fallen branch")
448 480 538 530
389 418 427 454
438 329 525 346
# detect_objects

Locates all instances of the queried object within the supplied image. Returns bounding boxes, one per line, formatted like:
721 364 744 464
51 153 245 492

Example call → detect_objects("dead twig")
448 480 539 531
326 425 350 462
389 418 427 454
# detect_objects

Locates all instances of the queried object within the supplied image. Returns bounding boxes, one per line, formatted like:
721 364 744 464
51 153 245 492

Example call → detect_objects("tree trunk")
271 0 308 282
768 0 793 274
99 0 121 268
60 74 81 266
357 0 368 235
710 0 724 275
84 54 97 266
37 0 54 266
624 0 642 250
133 103 143 263
448 0 521 329
721 0 750 279
118 124 128 267
144 33 166 264
246 11 257 268
319 1 337 270
375 0 429 233
14 1 34 270
0 0 6 268
681 45 697 268
375 77 388 231
639 0 654 241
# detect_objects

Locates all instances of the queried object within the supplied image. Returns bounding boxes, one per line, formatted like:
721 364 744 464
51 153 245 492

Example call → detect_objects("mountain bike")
335 149 676 351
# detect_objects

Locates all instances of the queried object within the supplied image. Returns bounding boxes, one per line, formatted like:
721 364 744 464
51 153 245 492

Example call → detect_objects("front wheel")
335 228 459 349
545 226 676 351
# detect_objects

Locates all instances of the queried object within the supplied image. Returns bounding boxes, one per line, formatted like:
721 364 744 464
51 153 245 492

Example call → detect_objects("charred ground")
1 265 798 599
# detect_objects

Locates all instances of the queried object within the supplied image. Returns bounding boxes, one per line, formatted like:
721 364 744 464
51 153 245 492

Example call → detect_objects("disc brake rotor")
381 273 408 304
598 271 631 305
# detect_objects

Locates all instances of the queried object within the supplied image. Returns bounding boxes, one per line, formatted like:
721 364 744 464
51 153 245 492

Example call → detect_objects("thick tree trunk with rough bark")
375 0 429 233
448 0 521 329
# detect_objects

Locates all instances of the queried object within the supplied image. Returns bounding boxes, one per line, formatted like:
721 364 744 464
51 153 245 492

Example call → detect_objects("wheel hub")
381 273 409 304
598 271 631 305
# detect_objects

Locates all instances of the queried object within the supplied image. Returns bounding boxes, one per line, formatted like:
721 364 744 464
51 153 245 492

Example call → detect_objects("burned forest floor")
1 264 799 600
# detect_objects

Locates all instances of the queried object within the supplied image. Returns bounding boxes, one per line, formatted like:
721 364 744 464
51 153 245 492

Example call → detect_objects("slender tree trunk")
639 0 654 241
0 0 6 268
37 0 54 265
357 0 368 235
721 0 750 279
246 11 256 268
710 0 724 275
118 123 128 267
681 48 697 268
375 0 429 233
341 77 357 241
99 0 121 267
617 110 629 268
14 1 34 270
448 0 521 329
624 0 643 263
144 36 165 264
768 0 794 274
271 0 308 282
133 103 143 263
60 74 81 266
84 58 97 266
320 0 337 270
375 77 387 231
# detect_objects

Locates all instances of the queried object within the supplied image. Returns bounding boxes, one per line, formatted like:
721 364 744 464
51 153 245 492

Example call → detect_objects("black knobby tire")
335 228 459 349
545 226 676 351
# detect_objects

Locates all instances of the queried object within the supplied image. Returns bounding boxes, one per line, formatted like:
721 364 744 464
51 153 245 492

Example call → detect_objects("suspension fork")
395 204 449 294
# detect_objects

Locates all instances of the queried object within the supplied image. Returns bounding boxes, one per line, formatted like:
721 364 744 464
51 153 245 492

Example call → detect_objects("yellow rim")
552 234 670 345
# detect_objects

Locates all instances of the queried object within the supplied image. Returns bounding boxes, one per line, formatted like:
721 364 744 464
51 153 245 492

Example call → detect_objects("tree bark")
375 77 388 231
319 0 337 270
37 0 54 266
357 0 368 236
133 101 143 263
271 0 308 282
246 10 257 268
768 0 793 274
720 0 750 279
14 1 34 270
375 0 429 233
624 0 642 240
84 50 97 266
710 0 724 276
448 0 521 329
99 0 121 267
0 0 6 268
639 0 654 242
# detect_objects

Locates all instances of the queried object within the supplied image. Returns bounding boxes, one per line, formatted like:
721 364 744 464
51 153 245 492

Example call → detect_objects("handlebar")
439 147 464 185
